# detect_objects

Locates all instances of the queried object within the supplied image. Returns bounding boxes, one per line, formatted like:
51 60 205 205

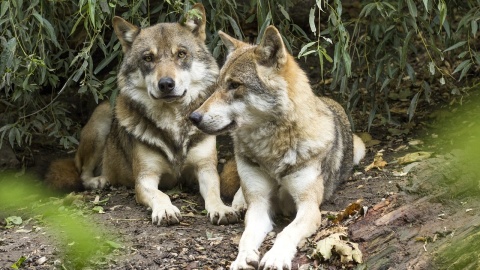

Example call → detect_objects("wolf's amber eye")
143 55 153 62
228 82 241 90
177 50 187 58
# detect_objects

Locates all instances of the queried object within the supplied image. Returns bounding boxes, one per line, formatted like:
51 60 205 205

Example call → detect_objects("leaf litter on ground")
312 232 363 264
365 150 388 171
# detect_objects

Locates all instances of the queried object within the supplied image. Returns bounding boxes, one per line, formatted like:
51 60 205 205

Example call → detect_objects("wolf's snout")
158 77 175 93
189 111 203 126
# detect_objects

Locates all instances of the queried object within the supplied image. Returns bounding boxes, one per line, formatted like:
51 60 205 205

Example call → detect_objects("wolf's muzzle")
158 77 175 94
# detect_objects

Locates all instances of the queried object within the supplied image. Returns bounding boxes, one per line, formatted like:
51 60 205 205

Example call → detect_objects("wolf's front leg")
259 166 323 270
189 136 240 225
230 156 276 270
133 144 181 225
135 175 182 225
197 165 241 225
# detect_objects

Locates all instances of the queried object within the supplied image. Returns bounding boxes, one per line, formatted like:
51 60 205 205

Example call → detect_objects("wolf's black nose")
158 77 175 93
189 112 203 125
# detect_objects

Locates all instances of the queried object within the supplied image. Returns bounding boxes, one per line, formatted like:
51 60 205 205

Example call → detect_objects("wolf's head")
113 3 218 104
190 26 307 134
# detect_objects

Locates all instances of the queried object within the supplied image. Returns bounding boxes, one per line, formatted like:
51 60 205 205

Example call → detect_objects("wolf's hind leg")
75 102 112 189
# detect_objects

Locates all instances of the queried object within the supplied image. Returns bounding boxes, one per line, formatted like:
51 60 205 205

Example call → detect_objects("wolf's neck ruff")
114 84 214 171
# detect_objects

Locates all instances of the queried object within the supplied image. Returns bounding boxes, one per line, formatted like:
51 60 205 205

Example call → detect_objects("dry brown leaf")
313 226 348 244
333 199 363 224
408 139 424 146
356 132 372 142
365 151 388 171
396 151 433 164
313 233 363 264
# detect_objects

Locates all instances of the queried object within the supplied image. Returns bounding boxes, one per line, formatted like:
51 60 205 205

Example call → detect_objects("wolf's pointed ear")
182 3 207 41
219 31 243 55
113 16 140 53
255 26 287 67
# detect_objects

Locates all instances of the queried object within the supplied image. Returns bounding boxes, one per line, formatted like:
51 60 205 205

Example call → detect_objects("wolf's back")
45 158 83 191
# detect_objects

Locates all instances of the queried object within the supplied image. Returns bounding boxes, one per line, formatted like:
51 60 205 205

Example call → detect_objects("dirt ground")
1 68 479 270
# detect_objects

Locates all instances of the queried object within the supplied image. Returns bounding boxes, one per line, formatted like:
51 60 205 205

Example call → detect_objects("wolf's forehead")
135 23 196 50
221 48 256 79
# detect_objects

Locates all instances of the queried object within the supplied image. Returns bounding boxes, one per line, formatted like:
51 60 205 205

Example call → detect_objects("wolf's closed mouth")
161 89 186 100
216 120 236 134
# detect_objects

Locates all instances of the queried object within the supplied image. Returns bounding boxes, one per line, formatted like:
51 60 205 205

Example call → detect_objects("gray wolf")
189 25 365 269
46 3 239 226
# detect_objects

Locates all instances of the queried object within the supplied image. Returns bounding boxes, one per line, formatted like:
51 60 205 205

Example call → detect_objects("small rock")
36 256 47 265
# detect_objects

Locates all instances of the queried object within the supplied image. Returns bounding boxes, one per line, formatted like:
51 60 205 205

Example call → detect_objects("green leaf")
94 51 120 74
106 240 122 249
92 206 105 213
11 256 27 269
32 12 61 48
458 61 472 81
256 11 271 44
309 7 316 35
8 127 17 148
359 3 376 17
320 47 333 62
422 0 429 11
438 1 447 30
99 0 110 13
88 0 96 28
422 81 431 103
70 16 83 36
406 0 417 17
472 20 478 37
367 106 377 131
73 60 88 82
443 20 451 38
443 41 466 52
406 63 415 82
342 51 352 77
278 4 290 21
400 30 414 69
292 24 309 39
380 78 391 92
6 216 23 226
298 41 317 58
408 92 420 122
226 15 242 39
0 1 9 18
452 60 471 75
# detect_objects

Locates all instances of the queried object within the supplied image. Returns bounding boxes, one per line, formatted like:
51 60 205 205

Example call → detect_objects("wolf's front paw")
208 204 240 225
82 176 109 190
151 204 182 226
259 247 294 270
230 249 259 270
